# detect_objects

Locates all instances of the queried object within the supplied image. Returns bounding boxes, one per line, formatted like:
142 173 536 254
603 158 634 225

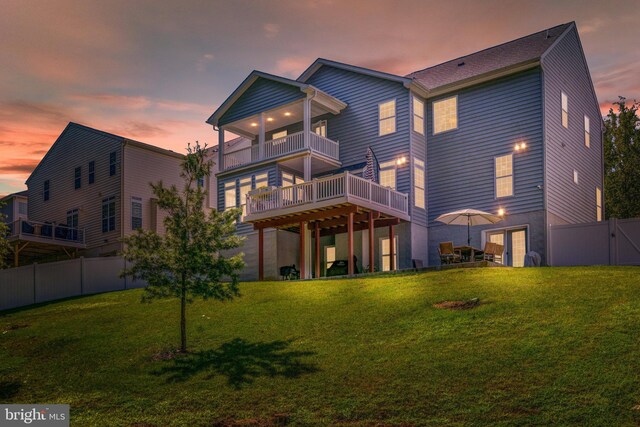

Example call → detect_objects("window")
313 121 327 137
239 177 252 216
271 130 287 140
378 99 396 136
43 180 50 201
197 177 205 188
573 169 579 185
596 187 602 221
88 161 95 184
584 115 590 147
281 172 303 187
66 208 78 228
325 245 336 272
18 202 27 216
433 96 457 134
254 173 269 189
131 197 142 230
381 236 398 271
74 166 82 189
414 159 425 208
101 196 116 232
561 92 568 128
413 97 425 134
224 181 237 210
379 160 396 190
495 154 513 198
109 151 117 176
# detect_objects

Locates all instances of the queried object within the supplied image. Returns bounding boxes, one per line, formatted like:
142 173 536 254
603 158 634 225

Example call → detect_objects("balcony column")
314 222 321 279
389 224 395 271
368 211 375 273
299 221 306 279
258 112 265 160
347 212 354 276
303 98 311 180
258 227 264 281
218 127 225 170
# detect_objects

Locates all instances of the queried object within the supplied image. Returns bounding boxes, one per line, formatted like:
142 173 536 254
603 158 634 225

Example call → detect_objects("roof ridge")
406 22 573 78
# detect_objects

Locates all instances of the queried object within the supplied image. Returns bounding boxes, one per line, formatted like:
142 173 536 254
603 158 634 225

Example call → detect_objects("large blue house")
207 22 603 280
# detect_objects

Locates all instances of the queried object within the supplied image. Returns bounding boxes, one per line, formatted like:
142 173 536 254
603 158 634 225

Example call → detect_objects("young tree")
0 205 10 269
603 97 640 219
122 142 245 353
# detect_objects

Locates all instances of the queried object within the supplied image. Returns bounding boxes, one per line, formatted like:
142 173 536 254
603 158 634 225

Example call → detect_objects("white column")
303 98 311 180
258 112 265 159
218 127 225 170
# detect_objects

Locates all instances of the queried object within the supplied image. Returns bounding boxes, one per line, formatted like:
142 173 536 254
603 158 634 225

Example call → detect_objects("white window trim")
432 95 458 135
573 169 579 185
224 181 237 210
561 91 569 129
131 196 142 230
412 96 425 135
380 236 399 272
584 115 590 148
379 160 397 190
378 98 397 137
313 120 327 137
494 154 514 199
413 158 425 209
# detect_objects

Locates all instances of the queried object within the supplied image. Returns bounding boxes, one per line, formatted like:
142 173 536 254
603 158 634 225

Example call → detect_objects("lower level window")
102 196 116 232
224 181 237 210
325 245 336 272
414 159 425 208
596 187 602 221
381 236 398 271
131 197 142 230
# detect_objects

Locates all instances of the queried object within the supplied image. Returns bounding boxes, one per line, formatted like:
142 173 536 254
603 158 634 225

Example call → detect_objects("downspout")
540 66 549 266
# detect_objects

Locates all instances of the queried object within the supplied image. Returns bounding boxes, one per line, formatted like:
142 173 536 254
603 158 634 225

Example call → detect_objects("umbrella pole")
467 216 471 246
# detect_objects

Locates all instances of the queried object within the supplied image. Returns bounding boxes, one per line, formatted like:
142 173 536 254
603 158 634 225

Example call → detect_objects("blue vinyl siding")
427 68 545 224
542 27 603 224
218 164 277 235
304 66 412 201
218 78 305 126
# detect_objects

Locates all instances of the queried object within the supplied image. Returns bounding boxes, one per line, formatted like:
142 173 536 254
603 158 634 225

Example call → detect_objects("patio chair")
279 265 300 280
475 242 497 261
493 244 504 264
438 242 461 265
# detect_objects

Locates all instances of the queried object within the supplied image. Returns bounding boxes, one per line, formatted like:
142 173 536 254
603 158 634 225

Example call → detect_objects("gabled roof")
297 58 429 97
1 190 28 202
26 122 183 184
407 22 574 93
206 70 346 127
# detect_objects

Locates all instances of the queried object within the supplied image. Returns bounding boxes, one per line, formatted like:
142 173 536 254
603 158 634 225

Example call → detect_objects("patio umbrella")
362 147 379 183
435 209 503 246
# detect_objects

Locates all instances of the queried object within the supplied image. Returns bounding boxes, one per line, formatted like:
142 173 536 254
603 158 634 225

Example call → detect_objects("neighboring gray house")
16 123 217 265
1 190 28 225
207 22 602 279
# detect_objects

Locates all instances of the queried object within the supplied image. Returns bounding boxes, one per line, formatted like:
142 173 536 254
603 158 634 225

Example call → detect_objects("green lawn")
1 267 640 426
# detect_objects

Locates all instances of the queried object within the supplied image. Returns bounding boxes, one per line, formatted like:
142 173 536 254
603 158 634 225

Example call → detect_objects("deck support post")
14 243 19 268
314 222 320 279
258 227 264 281
348 212 354 276
299 221 306 279
389 224 395 271
368 211 375 273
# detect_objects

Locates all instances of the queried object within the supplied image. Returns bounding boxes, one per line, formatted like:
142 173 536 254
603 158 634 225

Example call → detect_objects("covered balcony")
208 71 347 179
243 171 410 280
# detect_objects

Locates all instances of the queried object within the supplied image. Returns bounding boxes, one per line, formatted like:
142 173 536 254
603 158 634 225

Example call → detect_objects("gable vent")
457 61 465 67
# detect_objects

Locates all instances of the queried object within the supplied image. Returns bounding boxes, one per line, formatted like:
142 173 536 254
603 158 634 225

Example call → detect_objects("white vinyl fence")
549 218 640 266
0 256 147 311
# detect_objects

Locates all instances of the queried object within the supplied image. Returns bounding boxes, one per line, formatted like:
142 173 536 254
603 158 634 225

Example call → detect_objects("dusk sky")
1 0 639 196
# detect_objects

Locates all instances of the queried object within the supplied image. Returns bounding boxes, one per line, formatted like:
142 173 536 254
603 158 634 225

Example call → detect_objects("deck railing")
246 171 409 217
7 219 86 245
222 131 340 170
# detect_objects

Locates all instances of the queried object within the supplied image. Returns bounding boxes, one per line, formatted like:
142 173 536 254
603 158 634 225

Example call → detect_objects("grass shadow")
153 338 319 389
0 380 22 400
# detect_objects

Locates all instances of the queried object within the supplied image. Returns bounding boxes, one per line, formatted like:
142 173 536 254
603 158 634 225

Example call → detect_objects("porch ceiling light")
284 112 291 116
250 123 258 127
267 117 274 122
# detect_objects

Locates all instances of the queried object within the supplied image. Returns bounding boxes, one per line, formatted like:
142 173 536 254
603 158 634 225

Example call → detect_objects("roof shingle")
407 22 573 91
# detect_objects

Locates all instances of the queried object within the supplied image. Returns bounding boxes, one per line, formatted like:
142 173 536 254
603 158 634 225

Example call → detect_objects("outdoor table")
454 245 482 262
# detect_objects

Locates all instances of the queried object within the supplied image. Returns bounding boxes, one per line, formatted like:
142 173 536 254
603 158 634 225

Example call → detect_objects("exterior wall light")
396 156 407 166
515 142 527 151
498 208 505 216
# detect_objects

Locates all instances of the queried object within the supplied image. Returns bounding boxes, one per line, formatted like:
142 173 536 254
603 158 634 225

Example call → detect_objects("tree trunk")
180 274 187 353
